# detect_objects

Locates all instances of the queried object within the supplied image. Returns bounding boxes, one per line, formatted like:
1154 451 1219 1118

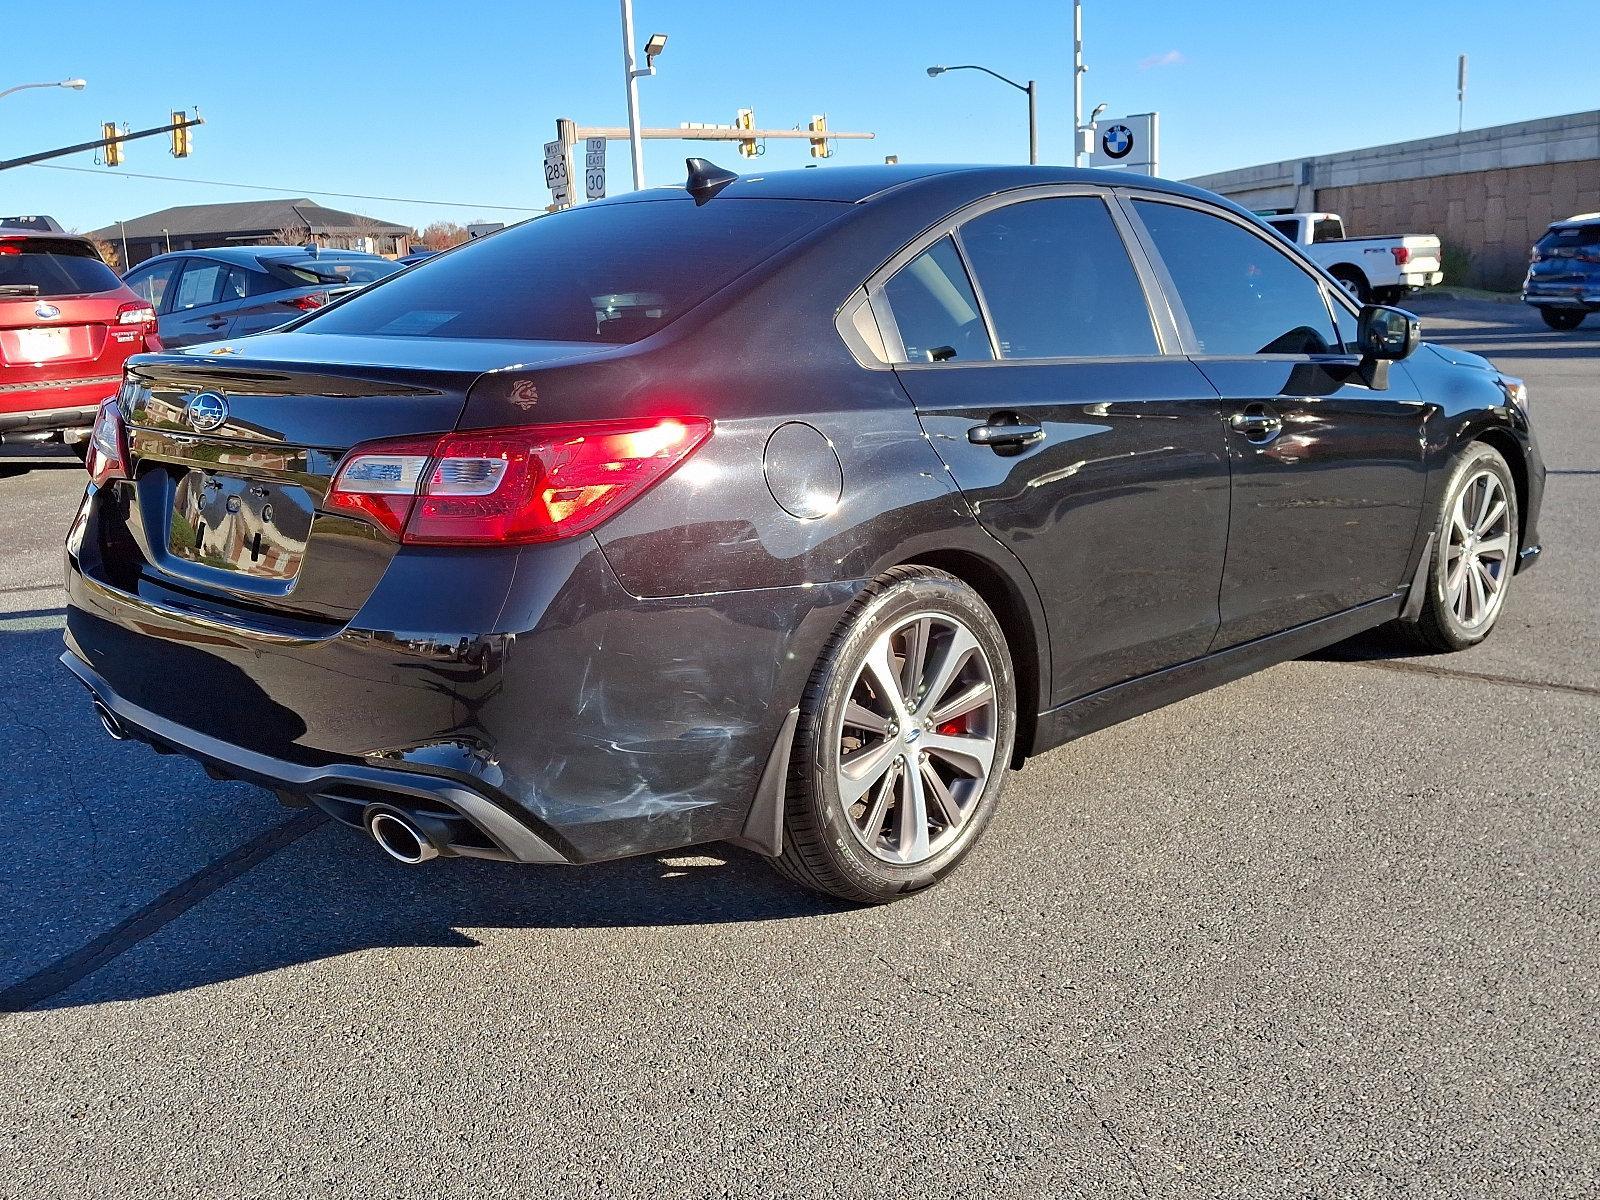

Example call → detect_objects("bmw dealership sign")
1090 112 1159 175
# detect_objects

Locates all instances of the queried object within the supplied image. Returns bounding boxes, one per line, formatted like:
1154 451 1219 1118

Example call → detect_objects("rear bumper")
63 482 859 864
0 401 101 443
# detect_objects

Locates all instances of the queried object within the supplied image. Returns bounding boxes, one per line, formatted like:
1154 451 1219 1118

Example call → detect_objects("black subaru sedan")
63 163 1544 903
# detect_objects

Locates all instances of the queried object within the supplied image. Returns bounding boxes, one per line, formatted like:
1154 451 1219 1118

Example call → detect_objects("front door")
876 192 1232 705
1126 196 1429 647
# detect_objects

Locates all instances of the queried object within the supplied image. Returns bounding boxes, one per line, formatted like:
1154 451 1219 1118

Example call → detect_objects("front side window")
958 197 1159 359
124 260 181 310
1133 200 1340 356
879 236 994 364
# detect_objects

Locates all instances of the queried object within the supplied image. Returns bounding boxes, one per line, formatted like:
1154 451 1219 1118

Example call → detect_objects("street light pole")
927 64 1037 165
118 220 128 268
620 0 645 190
0 78 87 102
1073 0 1085 166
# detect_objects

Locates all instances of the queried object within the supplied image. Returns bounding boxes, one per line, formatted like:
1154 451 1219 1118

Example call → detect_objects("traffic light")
808 114 831 159
170 111 191 158
736 108 758 159
102 122 122 167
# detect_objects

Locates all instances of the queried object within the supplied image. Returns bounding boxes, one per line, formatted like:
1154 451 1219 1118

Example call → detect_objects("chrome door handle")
968 419 1045 449
1228 406 1282 442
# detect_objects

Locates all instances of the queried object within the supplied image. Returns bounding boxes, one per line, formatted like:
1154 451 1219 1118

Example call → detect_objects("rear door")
876 189 1232 704
224 265 300 337
161 257 236 346
1123 194 1428 647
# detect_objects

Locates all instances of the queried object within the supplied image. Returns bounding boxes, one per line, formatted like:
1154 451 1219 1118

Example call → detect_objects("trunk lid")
112 331 600 626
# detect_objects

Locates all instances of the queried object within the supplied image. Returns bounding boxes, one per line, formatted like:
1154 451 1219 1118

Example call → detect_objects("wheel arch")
1470 424 1531 547
893 546 1048 765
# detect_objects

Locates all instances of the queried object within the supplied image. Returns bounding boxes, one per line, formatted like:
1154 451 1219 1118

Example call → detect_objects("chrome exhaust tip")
91 698 127 741
364 806 439 865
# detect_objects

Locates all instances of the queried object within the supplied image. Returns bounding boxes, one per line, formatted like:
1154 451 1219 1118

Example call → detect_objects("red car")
0 224 160 454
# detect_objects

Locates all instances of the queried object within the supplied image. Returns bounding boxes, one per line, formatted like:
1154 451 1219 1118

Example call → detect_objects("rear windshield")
0 238 122 297
303 199 838 344
274 257 402 287
1536 224 1600 251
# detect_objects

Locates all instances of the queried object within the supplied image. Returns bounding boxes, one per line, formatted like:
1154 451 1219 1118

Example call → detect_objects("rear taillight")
1391 246 1411 266
116 302 157 328
85 398 129 488
281 292 329 312
327 416 712 545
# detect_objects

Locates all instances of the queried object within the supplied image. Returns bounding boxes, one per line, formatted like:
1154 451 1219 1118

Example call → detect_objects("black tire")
1539 308 1585 331
1391 443 1519 653
772 565 1017 904
1331 268 1369 305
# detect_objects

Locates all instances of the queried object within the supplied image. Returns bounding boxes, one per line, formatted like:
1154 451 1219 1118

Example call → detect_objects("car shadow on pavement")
3 618 844 1012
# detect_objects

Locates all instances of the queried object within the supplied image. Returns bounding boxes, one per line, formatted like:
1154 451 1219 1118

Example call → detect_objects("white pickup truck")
1263 213 1443 305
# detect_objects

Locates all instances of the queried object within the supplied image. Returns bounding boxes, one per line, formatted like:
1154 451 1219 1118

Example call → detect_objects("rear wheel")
1539 307 1586 331
773 566 1016 904
1331 268 1369 304
1392 443 1519 652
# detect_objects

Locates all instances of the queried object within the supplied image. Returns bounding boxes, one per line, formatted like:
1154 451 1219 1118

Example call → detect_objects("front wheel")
1392 443 1519 653
772 566 1016 904
1539 307 1586 331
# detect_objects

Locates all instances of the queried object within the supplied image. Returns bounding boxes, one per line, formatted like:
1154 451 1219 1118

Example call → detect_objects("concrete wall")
1187 110 1600 289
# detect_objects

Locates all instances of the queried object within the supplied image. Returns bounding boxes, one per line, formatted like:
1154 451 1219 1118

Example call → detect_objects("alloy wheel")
1445 469 1513 630
834 612 999 865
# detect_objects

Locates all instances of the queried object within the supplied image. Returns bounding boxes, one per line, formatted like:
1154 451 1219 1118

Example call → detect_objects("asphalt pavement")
1 297 1594 1199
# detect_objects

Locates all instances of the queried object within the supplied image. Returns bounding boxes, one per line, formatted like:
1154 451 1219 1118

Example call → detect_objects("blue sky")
2 0 1596 236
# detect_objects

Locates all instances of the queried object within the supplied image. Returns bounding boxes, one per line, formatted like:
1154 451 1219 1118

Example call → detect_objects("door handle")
205 317 229 328
1228 405 1283 443
968 416 1045 450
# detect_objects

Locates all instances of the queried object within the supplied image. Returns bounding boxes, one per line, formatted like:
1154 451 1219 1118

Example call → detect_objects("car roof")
131 246 393 269
1550 212 1600 228
0 228 95 246
592 162 1231 210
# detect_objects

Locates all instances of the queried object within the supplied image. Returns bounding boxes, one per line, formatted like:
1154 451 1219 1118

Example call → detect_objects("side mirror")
1355 304 1420 389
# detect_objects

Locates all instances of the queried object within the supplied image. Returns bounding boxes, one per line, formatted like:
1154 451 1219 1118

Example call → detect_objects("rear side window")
306 199 838 344
223 267 279 299
1133 200 1340 357
880 237 994 363
0 238 122 297
958 197 1158 359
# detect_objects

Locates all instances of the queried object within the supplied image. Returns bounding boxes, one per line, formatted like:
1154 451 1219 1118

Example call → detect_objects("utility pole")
1457 53 1468 135
621 0 645 189
1073 0 1085 165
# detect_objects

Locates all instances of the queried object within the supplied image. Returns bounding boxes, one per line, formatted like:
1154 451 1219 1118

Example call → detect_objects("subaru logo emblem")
185 391 228 432
34 302 60 320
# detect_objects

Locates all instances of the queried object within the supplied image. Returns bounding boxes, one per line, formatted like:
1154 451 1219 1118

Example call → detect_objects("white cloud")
1139 49 1186 70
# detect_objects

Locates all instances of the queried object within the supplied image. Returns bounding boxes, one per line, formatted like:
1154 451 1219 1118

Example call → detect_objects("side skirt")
1032 593 1405 754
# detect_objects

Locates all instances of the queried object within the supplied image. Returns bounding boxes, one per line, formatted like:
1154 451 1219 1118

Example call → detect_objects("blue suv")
1523 213 1600 330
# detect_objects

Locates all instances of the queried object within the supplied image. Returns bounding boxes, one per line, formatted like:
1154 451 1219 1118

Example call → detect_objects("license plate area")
168 470 313 580
9 327 73 362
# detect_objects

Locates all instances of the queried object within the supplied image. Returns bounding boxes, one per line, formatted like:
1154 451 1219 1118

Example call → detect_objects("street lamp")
0 77 88 101
927 64 1037 165
620 0 667 190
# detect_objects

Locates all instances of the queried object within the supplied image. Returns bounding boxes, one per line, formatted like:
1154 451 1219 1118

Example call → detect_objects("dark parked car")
395 248 438 266
1523 212 1600 330
64 163 1544 903
120 246 402 348
0 227 159 451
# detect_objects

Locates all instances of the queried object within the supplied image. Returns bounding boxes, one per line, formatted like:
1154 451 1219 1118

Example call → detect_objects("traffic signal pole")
0 112 203 173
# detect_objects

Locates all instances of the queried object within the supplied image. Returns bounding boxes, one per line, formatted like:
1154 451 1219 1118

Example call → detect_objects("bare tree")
268 224 312 247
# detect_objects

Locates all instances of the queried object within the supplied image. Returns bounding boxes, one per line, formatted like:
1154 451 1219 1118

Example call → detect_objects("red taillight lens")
1391 246 1411 266
327 417 712 546
116 301 157 329
85 399 129 488
282 291 328 312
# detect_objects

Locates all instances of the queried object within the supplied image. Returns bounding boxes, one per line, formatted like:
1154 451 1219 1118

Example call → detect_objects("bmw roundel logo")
34 302 60 320
185 391 228 432
1102 124 1134 159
